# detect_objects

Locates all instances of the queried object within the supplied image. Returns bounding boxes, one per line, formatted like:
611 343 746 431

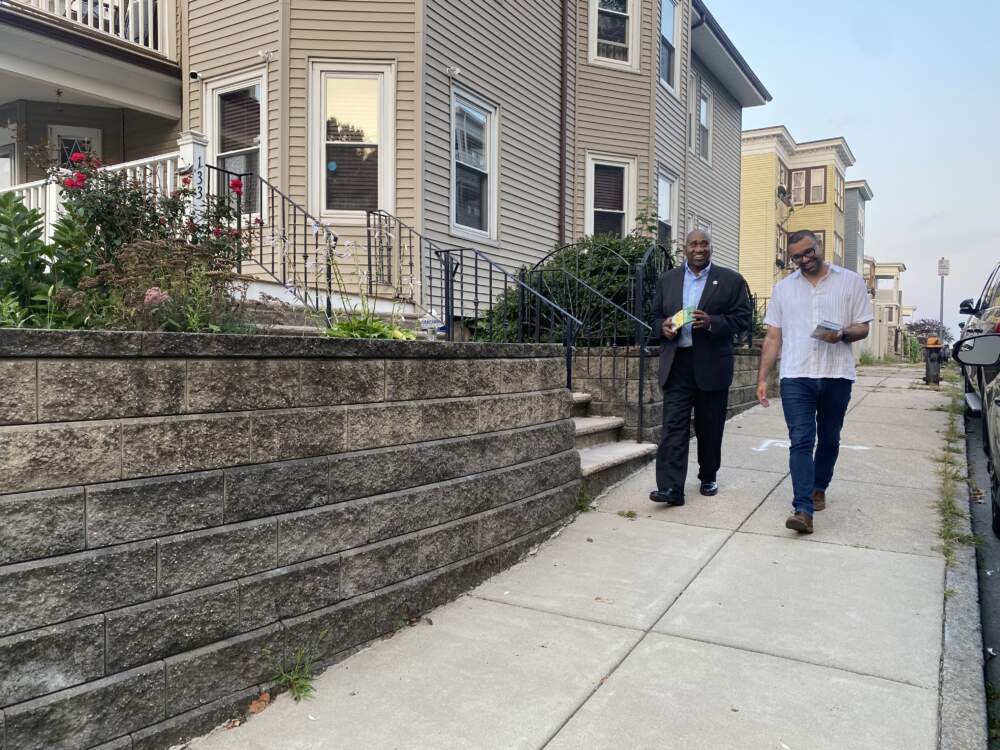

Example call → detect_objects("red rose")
229 177 244 196
158 217 167 225
70 152 87 164
63 177 77 189
74 171 88 184
213 227 222 238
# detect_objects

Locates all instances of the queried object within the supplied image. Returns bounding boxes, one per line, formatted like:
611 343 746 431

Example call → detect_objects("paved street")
192 364 956 750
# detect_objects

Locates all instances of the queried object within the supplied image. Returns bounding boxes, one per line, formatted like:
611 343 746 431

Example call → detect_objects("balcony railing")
11 0 175 58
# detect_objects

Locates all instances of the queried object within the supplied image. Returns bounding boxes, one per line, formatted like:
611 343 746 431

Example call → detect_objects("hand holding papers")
811 320 843 344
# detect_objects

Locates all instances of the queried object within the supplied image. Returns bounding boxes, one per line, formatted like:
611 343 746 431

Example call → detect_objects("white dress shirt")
763 264 874 381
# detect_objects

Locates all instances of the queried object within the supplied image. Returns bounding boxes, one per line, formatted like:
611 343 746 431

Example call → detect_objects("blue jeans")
780 378 853 516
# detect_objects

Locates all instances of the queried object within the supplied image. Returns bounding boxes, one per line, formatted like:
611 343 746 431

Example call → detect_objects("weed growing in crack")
263 629 328 702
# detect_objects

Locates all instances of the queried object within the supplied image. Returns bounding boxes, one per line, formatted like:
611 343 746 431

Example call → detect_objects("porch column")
177 130 208 217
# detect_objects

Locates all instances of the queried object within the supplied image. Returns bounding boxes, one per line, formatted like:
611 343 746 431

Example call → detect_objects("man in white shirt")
756 230 874 534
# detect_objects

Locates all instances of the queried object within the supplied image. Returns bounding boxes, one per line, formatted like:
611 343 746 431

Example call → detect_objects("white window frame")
687 73 697 152
47 125 102 166
584 151 637 237
697 85 713 164
0 143 14 190
834 170 845 211
809 167 826 204
858 201 865 239
308 59 396 223
790 169 806 205
834 233 844 265
204 68 268 195
450 87 500 243
657 169 678 250
589 0 642 73
658 0 680 95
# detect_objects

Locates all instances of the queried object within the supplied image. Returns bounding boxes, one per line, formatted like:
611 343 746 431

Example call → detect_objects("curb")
938 448 989 749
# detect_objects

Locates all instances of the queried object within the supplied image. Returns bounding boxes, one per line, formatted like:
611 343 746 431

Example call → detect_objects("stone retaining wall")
0 331 580 750
572 346 774 443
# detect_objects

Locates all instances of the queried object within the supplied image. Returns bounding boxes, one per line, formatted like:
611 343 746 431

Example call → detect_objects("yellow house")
739 126 856 299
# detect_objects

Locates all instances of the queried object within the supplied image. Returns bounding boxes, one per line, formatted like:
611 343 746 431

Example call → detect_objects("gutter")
557 0 570 244
689 0 771 103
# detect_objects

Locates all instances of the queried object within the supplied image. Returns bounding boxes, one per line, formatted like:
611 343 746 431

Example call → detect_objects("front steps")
573 391 656 500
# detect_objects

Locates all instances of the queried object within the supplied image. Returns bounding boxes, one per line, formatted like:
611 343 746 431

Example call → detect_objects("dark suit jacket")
649 264 752 391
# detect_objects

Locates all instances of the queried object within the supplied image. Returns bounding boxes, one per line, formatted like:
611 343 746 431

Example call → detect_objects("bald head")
684 228 713 271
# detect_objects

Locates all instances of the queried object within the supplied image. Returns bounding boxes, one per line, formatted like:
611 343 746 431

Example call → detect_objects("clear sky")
709 0 1000 338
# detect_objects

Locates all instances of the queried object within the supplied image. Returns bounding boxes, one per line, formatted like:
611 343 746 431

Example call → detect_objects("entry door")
47 125 103 167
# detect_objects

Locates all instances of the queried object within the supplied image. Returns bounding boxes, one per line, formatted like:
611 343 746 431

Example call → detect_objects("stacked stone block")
0 331 580 750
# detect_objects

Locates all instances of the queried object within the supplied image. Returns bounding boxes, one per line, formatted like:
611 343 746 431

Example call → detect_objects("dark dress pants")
655 347 730 493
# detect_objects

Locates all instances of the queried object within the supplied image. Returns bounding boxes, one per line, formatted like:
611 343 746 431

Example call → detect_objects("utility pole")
938 257 950 339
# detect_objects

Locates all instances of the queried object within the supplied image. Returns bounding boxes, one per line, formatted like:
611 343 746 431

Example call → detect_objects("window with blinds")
657 173 675 252
453 94 493 234
698 89 711 161
791 170 806 205
809 167 826 203
217 84 261 209
593 164 625 237
322 75 380 213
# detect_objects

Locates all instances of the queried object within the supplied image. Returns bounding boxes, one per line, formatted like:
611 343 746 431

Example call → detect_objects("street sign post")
938 257 949 339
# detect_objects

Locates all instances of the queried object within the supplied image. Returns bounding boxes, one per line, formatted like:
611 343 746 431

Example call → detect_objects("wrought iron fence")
366 210 418 301
205 165 339 323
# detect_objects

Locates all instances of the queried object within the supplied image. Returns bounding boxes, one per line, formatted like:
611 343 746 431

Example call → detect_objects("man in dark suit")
648 228 752 506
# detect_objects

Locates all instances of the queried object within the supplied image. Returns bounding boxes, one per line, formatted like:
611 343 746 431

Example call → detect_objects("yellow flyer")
671 305 696 329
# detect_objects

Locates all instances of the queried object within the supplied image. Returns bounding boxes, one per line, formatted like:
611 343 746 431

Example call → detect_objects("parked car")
954 334 1000 536
959 260 1000 406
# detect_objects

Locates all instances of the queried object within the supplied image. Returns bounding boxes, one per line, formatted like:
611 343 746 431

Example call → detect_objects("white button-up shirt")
763 264 874 381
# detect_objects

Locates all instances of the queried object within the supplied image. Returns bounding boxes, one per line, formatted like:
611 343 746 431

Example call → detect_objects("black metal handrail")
206 165 340 323
431 246 582 389
366 209 418 302
525 266 653 440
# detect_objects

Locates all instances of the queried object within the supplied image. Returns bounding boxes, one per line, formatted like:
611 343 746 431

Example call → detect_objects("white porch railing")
12 0 175 58
0 151 181 239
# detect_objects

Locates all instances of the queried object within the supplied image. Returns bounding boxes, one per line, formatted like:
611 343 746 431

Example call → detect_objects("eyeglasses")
687 240 710 249
789 246 817 264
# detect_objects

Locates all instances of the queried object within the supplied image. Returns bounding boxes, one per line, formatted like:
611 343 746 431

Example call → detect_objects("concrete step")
573 416 625 450
578 441 657 500
571 392 592 418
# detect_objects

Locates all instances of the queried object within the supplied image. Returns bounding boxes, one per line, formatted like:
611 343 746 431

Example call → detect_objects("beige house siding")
286 0 418 231
573 0 654 240
423 0 566 269
184 0 281 182
685 57 741 270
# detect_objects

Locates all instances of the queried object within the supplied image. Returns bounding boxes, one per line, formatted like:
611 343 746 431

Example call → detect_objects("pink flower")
143 287 170 306
229 177 244 196
182 175 192 186
158 217 167 226
70 151 87 164
74 171 88 184
253 217 263 225
228 229 241 239
213 227 223 238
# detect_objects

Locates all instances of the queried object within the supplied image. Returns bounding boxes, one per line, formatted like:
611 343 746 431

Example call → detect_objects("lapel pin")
713 280 718 285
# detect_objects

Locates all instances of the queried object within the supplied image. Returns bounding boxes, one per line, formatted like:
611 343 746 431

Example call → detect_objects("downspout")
557 0 570 244
682 2 706 228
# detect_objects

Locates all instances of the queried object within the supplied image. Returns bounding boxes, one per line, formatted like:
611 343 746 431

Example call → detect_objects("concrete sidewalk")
191 365 963 750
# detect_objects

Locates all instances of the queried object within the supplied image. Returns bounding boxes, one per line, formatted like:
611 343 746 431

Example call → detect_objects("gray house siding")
844 188 864 274
684 55 742 270
653 0 693 257
423 0 567 270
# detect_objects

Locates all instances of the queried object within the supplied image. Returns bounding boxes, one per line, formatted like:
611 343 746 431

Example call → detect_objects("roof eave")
690 0 771 108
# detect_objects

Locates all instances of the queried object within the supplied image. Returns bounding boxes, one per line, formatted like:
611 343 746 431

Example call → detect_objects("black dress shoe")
649 489 685 506
699 481 719 496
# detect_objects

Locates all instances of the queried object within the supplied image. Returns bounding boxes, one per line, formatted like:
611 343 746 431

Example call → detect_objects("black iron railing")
749 290 770 345
366 210 418 301
205 165 339 323
632 243 675 335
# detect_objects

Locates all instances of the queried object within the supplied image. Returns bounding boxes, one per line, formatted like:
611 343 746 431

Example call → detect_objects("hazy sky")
710 0 1000 338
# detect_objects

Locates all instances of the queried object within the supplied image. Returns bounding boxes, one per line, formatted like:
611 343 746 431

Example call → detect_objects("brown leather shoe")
812 490 826 512
785 511 814 534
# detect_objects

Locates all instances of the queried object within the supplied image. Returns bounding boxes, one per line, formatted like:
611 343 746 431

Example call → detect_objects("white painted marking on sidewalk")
751 438 872 452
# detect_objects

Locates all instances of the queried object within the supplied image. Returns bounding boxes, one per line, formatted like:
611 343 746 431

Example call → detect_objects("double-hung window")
778 161 790 193
809 167 826 203
834 170 845 211
586 153 636 238
657 172 677 252
776 227 787 267
591 0 640 70
310 61 395 220
697 86 712 162
834 233 844 266
790 167 827 205
452 90 498 239
659 0 679 91
858 201 865 239
211 76 265 211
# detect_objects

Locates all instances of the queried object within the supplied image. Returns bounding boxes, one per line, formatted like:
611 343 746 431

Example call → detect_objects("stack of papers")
811 320 842 339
